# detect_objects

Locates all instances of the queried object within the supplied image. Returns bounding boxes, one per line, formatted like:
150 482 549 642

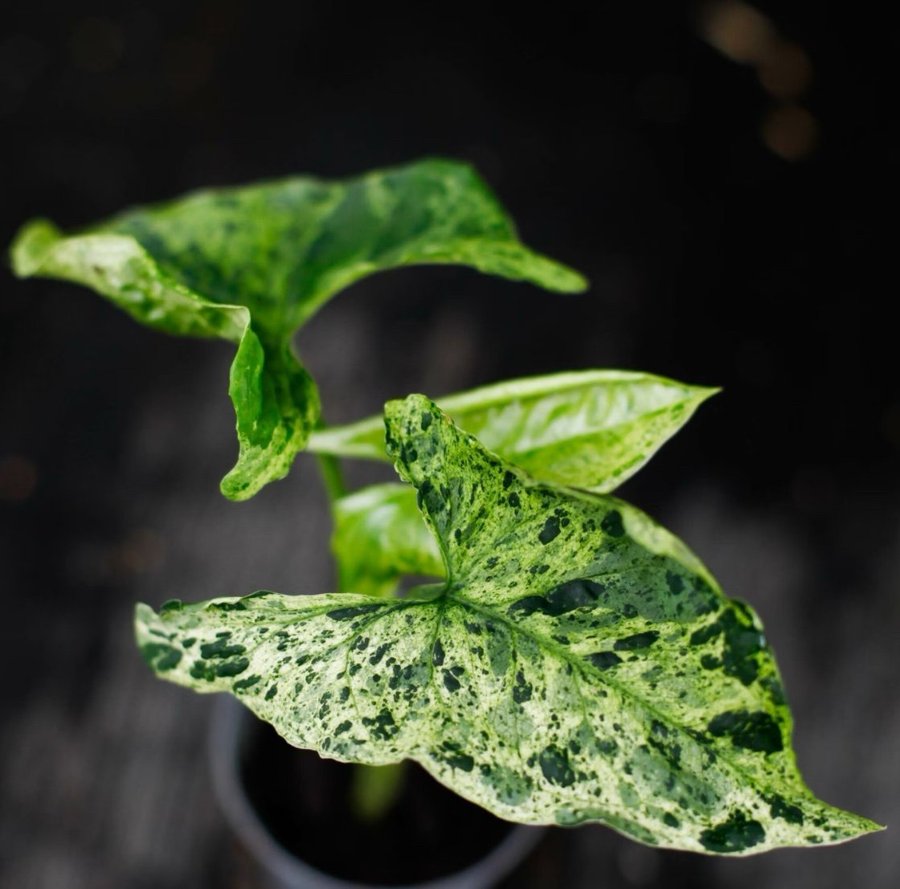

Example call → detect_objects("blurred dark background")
1 2 897 887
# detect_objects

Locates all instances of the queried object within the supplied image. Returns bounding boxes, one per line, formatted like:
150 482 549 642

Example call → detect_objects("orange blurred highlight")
761 105 819 161
757 41 813 99
699 1 775 65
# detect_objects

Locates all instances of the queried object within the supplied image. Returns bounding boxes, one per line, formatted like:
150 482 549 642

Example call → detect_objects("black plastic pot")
210 697 545 889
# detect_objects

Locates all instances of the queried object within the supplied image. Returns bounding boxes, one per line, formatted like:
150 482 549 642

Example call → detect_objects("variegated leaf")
136 396 879 854
310 371 717 493
11 160 585 499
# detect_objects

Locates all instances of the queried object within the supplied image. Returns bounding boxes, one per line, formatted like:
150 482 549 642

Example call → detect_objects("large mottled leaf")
11 159 585 499
332 483 443 598
136 396 879 854
310 371 717 493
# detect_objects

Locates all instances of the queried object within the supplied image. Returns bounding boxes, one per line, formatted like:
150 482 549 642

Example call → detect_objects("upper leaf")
136 395 879 854
11 159 585 499
310 371 717 493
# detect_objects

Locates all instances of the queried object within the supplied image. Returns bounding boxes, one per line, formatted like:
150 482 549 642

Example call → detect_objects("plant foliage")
12 160 877 856
137 396 879 854
11 159 584 499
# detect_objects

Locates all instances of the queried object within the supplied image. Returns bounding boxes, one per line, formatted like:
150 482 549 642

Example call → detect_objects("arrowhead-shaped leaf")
136 396 879 853
11 159 585 500
310 371 717 493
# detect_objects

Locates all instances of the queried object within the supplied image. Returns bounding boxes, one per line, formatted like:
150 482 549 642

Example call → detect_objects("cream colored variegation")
136 396 880 854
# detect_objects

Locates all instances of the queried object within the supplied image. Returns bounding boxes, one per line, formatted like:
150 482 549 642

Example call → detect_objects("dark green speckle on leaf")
539 515 561 544
214 657 249 677
700 811 766 853
601 510 625 537
587 651 623 670
769 795 805 825
141 642 182 672
200 637 246 659
539 746 576 787
233 674 261 692
614 631 659 651
327 604 384 621
707 709 783 754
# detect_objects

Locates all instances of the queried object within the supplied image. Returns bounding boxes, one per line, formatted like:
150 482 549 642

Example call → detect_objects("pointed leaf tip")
10 219 62 277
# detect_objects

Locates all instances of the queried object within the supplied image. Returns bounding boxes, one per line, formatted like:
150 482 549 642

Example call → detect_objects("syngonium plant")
11 158 880 856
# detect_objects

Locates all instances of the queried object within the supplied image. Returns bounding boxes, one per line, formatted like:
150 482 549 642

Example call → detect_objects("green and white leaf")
332 483 443 598
136 396 879 854
11 159 585 500
310 371 717 493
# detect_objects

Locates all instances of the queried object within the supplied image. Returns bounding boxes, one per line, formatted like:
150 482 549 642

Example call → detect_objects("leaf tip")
556 266 590 294
506 249 588 294
219 470 256 502
816 814 886 851
384 393 434 439
687 384 722 413
133 601 161 647
384 394 444 478
9 218 61 278
845 810 887 836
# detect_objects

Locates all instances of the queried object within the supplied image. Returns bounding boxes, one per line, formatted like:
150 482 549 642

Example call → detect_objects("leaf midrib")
441 590 807 806
159 591 818 820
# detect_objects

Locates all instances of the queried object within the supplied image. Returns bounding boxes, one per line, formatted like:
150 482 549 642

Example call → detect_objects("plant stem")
315 451 347 503
350 762 407 823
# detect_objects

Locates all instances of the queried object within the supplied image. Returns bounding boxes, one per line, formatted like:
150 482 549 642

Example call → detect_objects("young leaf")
11 159 586 500
136 397 879 854
332 483 443 598
310 371 718 493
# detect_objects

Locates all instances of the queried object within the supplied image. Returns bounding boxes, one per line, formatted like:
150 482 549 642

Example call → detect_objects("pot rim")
209 695 545 889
